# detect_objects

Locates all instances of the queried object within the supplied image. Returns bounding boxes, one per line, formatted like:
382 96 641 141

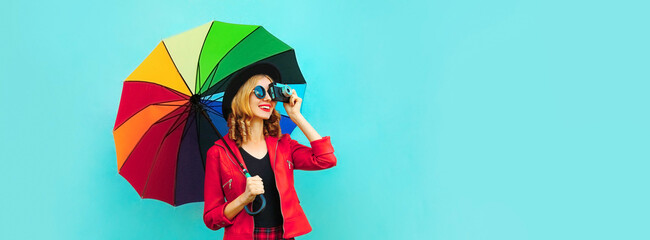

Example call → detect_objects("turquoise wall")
1 0 648 239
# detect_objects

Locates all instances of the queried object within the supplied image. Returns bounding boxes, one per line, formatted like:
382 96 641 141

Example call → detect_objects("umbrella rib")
125 80 191 99
174 108 197 148
115 99 190 131
202 95 224 101
141 128 172 200
118 104 185 173
171 109 201 206
195 112 206 171
201 65 221 96
152 102 186 107
142 106 192 200
198 26 261 94
204 74 229 96
201 106 224 119
195 21 215 95
161 41 194 96
170 108 203 206
155 105 191 124
154 112 191 202
197 108 223 171
161 108 192 140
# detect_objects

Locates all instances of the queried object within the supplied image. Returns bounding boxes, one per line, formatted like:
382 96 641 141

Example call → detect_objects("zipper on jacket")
222 179 232 189
272 138 287 238
217 144 256 239
287 160 293 169
216 144 245 176
216 144 257 239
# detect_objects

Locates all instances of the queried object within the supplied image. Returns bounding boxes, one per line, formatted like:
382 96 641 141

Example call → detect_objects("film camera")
267 82 294 103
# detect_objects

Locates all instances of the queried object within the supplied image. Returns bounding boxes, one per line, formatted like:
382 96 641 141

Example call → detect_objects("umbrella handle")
244 194 266 216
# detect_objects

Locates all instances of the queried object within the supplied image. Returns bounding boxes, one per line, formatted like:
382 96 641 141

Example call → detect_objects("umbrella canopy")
113 20 306 206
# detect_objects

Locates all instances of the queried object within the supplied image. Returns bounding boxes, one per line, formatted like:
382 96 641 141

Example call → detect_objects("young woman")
203 63 337 240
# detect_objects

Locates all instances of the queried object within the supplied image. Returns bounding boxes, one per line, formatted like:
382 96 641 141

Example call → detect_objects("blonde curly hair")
227 74 282 147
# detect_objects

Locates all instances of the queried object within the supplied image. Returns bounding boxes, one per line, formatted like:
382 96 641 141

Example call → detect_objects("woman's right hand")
242 175 264 204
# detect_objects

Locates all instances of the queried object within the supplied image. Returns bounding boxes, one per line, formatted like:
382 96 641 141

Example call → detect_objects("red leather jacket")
203 133 337 240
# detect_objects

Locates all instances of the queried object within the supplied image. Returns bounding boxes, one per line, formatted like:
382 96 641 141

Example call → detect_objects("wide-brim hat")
221 62 282 120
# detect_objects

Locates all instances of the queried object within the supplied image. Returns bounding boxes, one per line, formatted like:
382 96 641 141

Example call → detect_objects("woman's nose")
263 90 272 101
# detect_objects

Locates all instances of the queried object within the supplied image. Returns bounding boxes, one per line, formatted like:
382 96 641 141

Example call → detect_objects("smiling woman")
203 63 337 240
227 73 282 147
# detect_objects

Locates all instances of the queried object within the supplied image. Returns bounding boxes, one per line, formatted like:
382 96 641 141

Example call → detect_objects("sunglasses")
252 83 294 103
252 85 269 99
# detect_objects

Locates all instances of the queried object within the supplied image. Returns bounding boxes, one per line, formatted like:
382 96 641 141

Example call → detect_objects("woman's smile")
259 104 272 112
250 77 276 119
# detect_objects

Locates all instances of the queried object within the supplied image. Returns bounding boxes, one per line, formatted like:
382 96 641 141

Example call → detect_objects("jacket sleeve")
290 135 337 170
203 146 235 231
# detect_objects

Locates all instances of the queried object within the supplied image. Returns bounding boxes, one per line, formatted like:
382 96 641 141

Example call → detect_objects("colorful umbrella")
113 20 306 206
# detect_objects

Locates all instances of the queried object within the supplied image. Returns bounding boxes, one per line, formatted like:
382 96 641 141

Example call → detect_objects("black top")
239 147 283 227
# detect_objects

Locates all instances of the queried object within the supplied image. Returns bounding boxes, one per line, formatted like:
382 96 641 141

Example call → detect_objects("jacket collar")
218 132 280 174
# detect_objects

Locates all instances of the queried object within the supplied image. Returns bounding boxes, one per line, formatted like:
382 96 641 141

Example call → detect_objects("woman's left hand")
282 90 322 142
283 90 302 119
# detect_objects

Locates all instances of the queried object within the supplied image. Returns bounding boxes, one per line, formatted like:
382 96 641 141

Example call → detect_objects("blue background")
1 0 648 239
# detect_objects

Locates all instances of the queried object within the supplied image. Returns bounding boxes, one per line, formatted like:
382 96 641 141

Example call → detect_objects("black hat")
221 62 282 120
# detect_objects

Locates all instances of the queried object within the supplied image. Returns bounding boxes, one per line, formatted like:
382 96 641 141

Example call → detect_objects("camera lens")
282 86 292 97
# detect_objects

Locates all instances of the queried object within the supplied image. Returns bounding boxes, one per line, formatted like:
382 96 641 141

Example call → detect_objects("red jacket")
203 133 337 240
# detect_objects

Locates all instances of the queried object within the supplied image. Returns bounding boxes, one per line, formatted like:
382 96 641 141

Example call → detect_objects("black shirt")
239 147 283 227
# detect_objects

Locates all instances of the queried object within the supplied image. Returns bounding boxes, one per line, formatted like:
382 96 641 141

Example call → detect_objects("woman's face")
249 76 276 120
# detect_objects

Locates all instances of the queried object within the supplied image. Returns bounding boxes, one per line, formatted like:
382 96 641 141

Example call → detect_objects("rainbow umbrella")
113 20 306 206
